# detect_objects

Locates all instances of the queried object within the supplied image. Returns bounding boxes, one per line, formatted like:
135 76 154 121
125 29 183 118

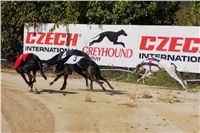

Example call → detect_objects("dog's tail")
95 67 105 80
90 34 100 40
171 62 177 69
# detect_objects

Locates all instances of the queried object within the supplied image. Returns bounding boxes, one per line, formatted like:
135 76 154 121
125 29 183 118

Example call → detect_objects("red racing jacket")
14 53 30 69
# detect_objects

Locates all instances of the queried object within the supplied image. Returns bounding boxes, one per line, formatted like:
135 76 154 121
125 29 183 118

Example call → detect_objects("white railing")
100 68 200 82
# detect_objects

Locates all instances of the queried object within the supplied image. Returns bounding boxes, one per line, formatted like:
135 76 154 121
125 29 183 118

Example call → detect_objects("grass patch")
101 70 197 89
101 70 138 82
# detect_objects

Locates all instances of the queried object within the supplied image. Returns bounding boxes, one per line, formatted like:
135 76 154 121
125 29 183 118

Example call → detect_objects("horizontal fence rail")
100 68 200 82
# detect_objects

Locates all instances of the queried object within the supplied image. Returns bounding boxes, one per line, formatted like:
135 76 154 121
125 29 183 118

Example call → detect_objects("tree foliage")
1 1 195 60
86 1 179 25
186 1 200 26
1 1 80 60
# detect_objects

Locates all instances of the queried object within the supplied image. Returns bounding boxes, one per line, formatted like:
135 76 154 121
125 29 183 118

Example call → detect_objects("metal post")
127 68 130 80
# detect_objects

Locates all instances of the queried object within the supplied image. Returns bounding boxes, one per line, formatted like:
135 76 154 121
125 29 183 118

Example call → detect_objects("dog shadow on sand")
76 88 125 96
39 89 78 96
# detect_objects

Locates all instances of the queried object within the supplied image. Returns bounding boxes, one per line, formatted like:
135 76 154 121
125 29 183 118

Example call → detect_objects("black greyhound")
42 49 92 87
50 55 114 91
89 29 127 47
43 49 90 70
14 53 47 93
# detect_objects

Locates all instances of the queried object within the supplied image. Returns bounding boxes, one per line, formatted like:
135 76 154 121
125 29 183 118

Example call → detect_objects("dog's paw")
49 81 54 86
89 42 93 46
60 87 65 90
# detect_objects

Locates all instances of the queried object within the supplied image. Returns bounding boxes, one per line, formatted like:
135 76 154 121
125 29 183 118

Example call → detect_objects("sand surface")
1 71 200 133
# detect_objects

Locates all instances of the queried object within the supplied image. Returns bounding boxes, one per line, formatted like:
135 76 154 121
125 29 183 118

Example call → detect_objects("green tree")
86 1 179 25
1 1 181 60
1 1 80 60
186 1 200 26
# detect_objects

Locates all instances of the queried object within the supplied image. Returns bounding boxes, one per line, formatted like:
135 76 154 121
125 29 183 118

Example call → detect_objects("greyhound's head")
120 29 127 36
134 64 144 73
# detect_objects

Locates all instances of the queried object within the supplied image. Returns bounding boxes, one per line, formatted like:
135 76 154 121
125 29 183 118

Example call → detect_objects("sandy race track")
1 70 200 133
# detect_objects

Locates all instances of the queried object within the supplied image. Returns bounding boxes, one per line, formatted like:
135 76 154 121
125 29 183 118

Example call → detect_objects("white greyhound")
135 57 188 90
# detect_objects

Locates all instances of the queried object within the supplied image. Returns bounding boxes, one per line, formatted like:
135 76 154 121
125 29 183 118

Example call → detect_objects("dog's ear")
134 64 141 73
121 29 127 36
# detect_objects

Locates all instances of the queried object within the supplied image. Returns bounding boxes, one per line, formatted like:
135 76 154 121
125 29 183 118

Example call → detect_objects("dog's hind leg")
103 79 114 90
166 66 187 90
88 72 106 91
174 69 188 89
96 71 114 90
89 35 105 46
93 78 106 91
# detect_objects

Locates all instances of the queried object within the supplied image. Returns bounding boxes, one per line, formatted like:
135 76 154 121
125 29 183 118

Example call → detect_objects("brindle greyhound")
14 53 47 93
42 49 92 87
89 29 127 47
50 55 114 91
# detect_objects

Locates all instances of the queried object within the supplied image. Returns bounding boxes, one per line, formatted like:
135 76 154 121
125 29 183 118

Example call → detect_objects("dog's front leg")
137 69 149 82
137 70 152 84
137 76 147 84
49 73 63 85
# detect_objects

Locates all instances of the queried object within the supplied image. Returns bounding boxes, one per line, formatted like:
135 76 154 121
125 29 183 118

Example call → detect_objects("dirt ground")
1 70 200 133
